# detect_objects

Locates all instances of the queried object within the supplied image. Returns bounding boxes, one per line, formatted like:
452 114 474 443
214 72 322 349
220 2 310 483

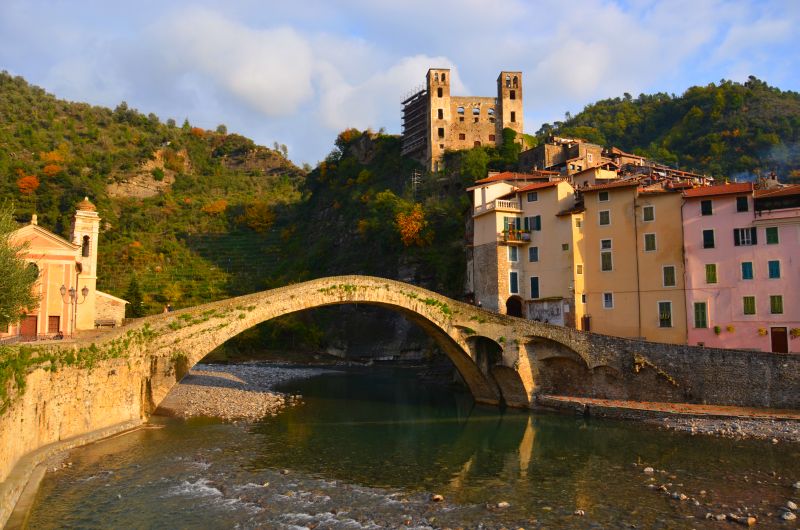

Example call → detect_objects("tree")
216 124 227 135
123 275 144 318
16 174 39 195
0 203 39 328
396 204 430 247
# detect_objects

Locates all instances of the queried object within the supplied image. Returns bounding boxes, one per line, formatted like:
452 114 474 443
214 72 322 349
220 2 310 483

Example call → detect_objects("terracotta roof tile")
753 184 800 198
580 179 642 192
474 171 557 185
497 181 560 199
682 182 752 198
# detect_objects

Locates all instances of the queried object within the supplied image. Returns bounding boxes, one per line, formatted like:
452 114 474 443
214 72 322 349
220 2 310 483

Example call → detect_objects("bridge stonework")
2 275 800 525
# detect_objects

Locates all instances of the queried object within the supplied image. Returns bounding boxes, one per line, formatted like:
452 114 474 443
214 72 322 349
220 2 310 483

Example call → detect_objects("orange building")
1 198 127 341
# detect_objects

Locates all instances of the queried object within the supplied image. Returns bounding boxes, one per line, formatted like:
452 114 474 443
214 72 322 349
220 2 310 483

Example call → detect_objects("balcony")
473 198 522 216
499 228 531 245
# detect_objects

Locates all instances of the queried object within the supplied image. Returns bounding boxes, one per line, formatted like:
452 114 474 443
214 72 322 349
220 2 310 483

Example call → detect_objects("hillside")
540 76 800 180
0 71 305 312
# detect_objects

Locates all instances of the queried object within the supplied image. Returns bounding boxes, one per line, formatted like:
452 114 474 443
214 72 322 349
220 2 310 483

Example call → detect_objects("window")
694 302 708 328
528 246 539 262
457 106 464 114
601 251 613 271
741 261 754 280
531 215 541 231
437 108 443 119
598 191 609 202
768 260 780 279
702 229 715 249
701 200 712 215
575 218 582 228
743 296 756 315
510 111 516 122
705 264 717 284
530 276 539 299
600 239 612 250
474 141 481 147
599 210 610 226
603 292 614 309
509 272 519 294
458 133 465 140
644 233 656 252
508 246 518 262
658 301 672 328
526 192 538 202
82 235 90 257
472 107 480 116
437 87 443 98
504 216 521 231
581 293 587 304
510 90 516 100
559 243 567 251
766 226 779 244
488 134 495 141
733 227 757 246
587 153 594 163
770 295 783 314
441 73 446 82
663 265 676 287
437 127 444 139
736 196 749 212
576 264 583 274
643 205 655 222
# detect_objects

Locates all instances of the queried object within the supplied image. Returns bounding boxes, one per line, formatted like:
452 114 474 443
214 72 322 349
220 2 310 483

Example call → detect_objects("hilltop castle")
401 68 523 172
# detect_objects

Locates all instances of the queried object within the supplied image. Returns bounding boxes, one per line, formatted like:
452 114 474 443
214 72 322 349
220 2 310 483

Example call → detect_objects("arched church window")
82 236 90 257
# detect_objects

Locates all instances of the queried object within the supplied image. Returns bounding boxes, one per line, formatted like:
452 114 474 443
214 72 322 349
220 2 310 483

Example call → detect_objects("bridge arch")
132 276 506 411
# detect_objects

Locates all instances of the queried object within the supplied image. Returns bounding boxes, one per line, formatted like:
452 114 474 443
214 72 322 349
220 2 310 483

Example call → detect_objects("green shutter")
694 302 707 328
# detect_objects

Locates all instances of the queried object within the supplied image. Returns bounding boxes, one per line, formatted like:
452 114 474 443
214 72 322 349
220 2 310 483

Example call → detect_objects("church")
1 198 127 341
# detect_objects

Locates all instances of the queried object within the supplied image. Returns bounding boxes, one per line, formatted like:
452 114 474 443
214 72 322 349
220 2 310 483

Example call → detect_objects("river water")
26 365 800 529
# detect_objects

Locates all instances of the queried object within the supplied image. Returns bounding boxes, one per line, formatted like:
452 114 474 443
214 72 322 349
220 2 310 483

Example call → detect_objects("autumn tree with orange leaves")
396 204 430 247
16 173 40 195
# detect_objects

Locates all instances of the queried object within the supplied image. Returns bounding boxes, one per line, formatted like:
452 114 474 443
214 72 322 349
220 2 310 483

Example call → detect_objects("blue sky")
2 0 799 165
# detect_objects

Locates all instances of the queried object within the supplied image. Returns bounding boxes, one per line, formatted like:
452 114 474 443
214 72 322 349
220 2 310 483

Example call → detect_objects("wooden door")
20 315 38 339
48 316 60 334
771 327 788 353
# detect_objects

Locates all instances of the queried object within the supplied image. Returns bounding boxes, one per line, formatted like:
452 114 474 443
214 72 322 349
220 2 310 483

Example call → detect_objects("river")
26 365 800 528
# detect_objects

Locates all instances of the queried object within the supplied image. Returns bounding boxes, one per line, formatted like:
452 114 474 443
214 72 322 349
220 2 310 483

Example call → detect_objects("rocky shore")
654 416 800 443
156 363 331 421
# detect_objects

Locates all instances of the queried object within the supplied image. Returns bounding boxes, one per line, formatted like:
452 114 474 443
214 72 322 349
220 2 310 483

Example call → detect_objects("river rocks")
430 494 444 502
573 509 585 516
496 501 510 509
643 467 655 474
787 500 798 510
156 363 329 421
781 511 796 521
793 481 800 489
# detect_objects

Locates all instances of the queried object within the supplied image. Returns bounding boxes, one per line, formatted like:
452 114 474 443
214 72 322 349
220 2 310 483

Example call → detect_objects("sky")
1 0 799 165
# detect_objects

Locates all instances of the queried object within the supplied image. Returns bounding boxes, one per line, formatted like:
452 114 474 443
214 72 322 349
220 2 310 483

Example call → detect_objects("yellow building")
1 198 127 341
579 181 687 343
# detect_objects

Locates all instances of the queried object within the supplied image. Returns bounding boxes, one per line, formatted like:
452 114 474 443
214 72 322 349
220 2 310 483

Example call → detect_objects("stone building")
1 198 127 341
401 68 523 172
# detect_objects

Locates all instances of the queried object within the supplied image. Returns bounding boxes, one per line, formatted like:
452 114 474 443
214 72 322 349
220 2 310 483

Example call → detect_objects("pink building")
682 183 800 353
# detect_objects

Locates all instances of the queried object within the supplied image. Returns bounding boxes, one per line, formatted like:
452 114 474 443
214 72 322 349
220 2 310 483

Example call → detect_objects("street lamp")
60 284 89 335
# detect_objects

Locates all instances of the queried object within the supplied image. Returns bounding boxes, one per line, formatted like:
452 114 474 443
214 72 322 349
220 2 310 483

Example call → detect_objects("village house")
1 198 127 341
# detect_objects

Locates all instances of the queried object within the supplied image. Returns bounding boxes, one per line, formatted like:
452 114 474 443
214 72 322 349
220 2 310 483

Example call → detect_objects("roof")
682 182 753 198
754 185 800 198
580 179 642 193
77 196 97 211
497 181 560 199
474 171 557 185
556 205 586 216
96 290 129 305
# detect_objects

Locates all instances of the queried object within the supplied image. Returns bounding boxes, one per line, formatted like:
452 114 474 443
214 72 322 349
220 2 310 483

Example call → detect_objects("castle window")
437 128 444 139
474 117 479 123
474 141 481 147
441 73 446 83
510 90 516 100
458 133 465 140
513 75 519 87
472 107 480 115
434 72 439 82
437 109 443 119
82 235 90 257
489 134 495 141
457 106 464 114
505 74 511 88
510 111 516 123
437 87 443 98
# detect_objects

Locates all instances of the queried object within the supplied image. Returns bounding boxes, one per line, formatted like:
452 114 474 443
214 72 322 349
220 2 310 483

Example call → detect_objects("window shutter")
504 217 509 231
750 227 757 244
523 217 530 231
733 229 740 246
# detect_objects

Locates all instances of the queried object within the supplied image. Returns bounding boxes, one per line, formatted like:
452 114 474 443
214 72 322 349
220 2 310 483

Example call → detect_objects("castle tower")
71 197 100 330
497 71 523 140
426 68 451 172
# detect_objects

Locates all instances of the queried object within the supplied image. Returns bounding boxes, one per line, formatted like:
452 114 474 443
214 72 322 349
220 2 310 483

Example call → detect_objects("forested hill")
0 71 306 312
539 76 800 180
